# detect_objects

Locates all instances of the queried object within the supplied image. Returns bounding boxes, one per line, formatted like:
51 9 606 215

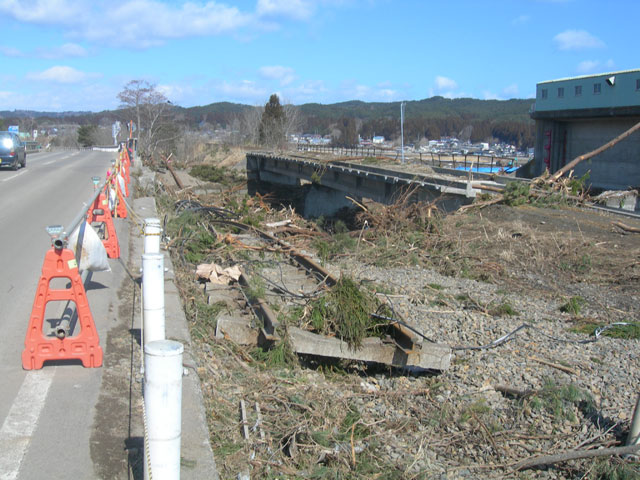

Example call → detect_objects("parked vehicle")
0 131 26 170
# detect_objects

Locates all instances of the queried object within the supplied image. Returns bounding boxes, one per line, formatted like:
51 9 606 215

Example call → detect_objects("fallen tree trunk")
515 443 640 470
613 221 640 234
550 120 640 182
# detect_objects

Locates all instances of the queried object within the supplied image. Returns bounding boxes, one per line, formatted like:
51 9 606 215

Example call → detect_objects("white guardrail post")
144 217 161 254
144 340 184 480
142 253 165 343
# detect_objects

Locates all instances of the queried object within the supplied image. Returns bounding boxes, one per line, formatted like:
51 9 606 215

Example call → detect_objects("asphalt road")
0 149 129 479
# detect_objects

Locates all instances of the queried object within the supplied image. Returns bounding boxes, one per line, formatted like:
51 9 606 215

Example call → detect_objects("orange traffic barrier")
87 192 120 259
22 246 103 369
115 181 127 218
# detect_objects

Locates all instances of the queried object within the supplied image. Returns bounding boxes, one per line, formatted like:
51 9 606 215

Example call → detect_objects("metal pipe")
142 253 165 344
63 180 108 241
627 394 640 446
144 339 183 480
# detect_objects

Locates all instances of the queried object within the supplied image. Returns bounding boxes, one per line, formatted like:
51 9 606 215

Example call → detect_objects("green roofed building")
529 69 640 192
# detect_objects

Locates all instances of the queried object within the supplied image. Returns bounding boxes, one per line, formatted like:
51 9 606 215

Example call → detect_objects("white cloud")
553 29 604 50
256 0 314 20
576 58 615 74
502 83 519 97
216 80 267 101
576 60 599 74
483 91 501 100
284 80 327 100
0 45 23 57
340 82 399 102
86 1 252 47
512 14 530 25
0 1 350 48
259 65 296 86
0 0 83 24
429 76 462 98
434 76 457 91
37 43 87 59
156 84 195 103
0 1 253 48
26 65 98 83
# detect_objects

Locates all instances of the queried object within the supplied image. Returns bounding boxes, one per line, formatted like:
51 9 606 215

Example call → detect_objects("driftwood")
529 356 579 376
471 183 505 193
515 443 640 470
494 385 536 399
613 221 640 234
271 226 326 237
550 120 640 181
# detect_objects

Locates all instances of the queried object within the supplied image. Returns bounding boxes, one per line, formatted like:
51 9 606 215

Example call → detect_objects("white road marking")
0 369 55 480
1 170 28 182
43 160 55 166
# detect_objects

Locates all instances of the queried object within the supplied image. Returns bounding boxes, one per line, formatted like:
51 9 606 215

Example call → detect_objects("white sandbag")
117 173 126 195
68 222 111 272
108 186 116 212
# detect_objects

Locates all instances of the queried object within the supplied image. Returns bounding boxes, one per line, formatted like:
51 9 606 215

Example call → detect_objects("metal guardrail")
24 141 41 152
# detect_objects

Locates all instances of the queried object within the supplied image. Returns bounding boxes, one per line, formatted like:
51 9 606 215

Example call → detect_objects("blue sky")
0 0 637 111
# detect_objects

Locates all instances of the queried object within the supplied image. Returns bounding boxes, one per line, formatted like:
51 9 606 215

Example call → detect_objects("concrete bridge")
246 152 510 216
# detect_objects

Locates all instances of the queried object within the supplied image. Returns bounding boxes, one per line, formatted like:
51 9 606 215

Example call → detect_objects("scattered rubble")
152 154 640 479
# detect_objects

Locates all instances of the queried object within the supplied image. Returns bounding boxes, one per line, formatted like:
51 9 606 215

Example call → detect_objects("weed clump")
560 296 586 316
572 321 640 340
488 302 519 317
503 181 531 206
528 379 594 422
165 210 220 264
189 164 240 186
307 276 386 349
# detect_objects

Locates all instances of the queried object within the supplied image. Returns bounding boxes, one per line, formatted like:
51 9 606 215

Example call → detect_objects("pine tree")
77 125 97 147
259 94 285 147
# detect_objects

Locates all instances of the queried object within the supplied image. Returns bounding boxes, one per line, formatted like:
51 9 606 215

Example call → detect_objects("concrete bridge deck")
246 152 513 214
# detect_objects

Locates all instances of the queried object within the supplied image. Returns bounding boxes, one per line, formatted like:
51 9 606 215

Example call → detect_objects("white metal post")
142 253 165 344
400 101 405 164
144 217 162 254
627 394 640 446
144 340 184 480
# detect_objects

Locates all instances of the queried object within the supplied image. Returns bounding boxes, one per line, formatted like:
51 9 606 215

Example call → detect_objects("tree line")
1 86 535 153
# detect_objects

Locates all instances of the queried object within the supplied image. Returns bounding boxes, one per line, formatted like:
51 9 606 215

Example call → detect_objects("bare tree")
117 80 178 160
282 101 301 143
117 80 151 140
241 105 264 146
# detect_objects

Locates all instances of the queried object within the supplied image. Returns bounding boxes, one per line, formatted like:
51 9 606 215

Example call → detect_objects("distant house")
529 69 640 191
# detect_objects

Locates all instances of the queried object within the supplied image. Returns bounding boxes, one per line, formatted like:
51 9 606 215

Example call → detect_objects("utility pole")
400 101 406 164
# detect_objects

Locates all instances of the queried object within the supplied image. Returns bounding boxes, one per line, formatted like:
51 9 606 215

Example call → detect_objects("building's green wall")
535 70 640 112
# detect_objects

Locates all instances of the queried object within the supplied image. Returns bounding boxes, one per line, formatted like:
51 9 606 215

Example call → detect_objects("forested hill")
0 96 536 148
186 96 536 148
298 97 533 122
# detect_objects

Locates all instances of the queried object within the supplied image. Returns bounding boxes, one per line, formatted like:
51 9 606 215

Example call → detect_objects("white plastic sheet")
68 222 111 272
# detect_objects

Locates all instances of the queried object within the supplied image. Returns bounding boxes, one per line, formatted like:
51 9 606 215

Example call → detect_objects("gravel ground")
160 162 640 478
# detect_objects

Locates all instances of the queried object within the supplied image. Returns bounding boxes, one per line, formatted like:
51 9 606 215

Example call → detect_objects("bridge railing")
24 141 41 152
296 143 527 173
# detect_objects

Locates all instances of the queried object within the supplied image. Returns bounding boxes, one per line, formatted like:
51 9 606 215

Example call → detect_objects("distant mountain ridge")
0 110 93 118
0 96 533 122
0 96 536 147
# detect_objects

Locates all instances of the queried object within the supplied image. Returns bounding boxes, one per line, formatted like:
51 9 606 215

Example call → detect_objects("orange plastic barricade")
115 182 127 218
22 246 103 370
87 192 120 259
